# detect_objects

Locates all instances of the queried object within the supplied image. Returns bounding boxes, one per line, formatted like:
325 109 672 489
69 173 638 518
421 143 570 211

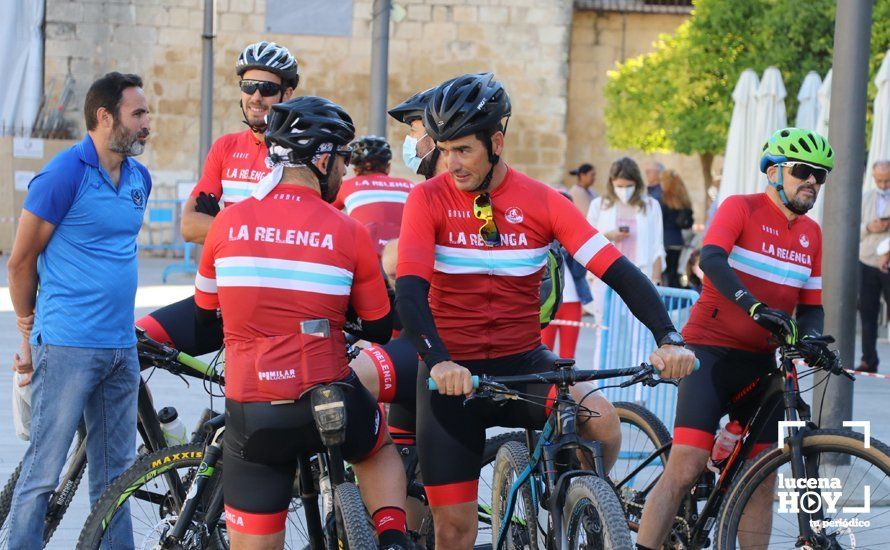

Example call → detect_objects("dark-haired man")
138 40 298 357
7 71 151 549
397 73 695 548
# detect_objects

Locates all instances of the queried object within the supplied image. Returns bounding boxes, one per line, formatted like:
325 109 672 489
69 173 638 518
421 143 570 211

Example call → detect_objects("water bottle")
706 420 742 474
158 406 188 447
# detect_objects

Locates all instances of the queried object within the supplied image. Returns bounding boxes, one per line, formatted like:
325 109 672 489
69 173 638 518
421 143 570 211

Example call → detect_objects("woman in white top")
586 157 666 321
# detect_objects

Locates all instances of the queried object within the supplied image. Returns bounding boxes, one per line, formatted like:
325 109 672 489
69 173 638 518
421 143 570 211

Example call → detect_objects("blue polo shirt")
23 135 152 348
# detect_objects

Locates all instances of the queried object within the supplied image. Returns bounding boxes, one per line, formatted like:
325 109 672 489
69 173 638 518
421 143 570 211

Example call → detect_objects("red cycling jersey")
194 184 390 402
191 130 268 207
397 167 622 360
331 172 414 255
683 193 823 353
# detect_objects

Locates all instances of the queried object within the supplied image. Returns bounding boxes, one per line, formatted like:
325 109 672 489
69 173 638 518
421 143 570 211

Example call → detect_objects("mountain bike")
428 359 675 549
615 336 890 549
77 382 380 549
0 328 224 548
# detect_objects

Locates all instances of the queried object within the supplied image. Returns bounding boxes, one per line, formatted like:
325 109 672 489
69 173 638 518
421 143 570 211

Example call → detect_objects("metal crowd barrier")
595 285 699 430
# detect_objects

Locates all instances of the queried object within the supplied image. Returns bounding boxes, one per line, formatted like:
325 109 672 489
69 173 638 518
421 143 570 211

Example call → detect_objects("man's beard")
322 178 341 203
788 186 818 213
108 121 148 156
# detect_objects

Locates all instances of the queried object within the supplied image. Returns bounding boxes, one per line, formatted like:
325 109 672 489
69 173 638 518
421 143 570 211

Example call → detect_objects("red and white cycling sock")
373 506 407 546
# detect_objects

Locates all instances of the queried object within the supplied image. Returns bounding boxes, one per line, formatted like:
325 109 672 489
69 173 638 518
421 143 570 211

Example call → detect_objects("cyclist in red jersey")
331 135 413 256
134 44 417 412
136 41 297 355
636 128 838 549
395 73 696 548
195 96 410 550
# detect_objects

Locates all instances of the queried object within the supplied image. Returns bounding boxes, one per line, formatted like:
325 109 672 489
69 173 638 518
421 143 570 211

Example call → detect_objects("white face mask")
614 186 635 204
402 134 433 174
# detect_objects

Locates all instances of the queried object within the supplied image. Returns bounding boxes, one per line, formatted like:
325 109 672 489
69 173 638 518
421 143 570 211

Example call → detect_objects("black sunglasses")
784 162 829 185
239 79 283 97
334 149 352 166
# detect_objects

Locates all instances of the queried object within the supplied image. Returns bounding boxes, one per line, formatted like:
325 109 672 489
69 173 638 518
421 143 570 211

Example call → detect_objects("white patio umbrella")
752 67 788 194
816 69 832 139
795 71 822 130
718 69 760 205
864 51 890 192
810 69 833 225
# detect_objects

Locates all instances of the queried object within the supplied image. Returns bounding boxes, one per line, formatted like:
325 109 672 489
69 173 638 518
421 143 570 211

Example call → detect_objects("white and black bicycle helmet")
236 41 299 89
265 96 355 191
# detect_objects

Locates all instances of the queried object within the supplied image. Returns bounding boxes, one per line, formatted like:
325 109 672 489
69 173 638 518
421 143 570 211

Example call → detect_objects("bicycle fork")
161 426 224 548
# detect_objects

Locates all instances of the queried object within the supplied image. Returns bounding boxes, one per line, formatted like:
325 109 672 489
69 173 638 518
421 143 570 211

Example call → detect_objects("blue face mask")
402 134 434 174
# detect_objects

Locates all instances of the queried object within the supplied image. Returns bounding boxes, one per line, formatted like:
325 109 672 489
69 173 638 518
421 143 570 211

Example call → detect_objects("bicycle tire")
0 425 88 548
418 430 527 549
715 429 890 550
42 448 87 544
333 482 376 548
0 461 22 545
491 440 543 550
612 402 672 535
563 475 634 549
77 443 213 549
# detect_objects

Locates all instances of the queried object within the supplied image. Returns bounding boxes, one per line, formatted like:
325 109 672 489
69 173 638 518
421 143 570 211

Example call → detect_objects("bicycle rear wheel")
612 402 671 533
716 429 890 549
491 440 543 550
563 475 634 549
333 482 376 548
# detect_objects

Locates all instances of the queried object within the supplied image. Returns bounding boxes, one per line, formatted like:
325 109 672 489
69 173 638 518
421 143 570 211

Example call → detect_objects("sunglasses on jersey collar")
782 161 829 185
473 193 501 247
239 79 283 97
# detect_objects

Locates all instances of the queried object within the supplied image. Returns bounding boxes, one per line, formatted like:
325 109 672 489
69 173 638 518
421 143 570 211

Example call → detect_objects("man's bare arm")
180 197 215 244
8 210 56 320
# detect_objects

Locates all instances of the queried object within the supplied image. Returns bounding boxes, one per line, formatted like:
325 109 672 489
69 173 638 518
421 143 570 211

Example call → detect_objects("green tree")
604 0 874 187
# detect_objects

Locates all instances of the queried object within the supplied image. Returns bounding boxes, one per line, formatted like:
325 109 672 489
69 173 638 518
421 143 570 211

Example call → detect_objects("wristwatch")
658 331 686 348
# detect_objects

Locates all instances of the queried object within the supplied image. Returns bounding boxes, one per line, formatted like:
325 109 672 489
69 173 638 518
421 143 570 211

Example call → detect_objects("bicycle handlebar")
426 359 699 392
136 328 225 385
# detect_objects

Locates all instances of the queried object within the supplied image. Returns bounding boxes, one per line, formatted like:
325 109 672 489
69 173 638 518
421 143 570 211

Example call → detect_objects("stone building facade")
44 0 701 211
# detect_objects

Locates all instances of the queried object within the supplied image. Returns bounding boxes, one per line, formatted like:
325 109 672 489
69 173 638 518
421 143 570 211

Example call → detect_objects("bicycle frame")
493 367 616 550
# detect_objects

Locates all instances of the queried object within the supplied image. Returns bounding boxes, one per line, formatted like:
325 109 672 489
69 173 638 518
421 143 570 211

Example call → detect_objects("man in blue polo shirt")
7 71 151 549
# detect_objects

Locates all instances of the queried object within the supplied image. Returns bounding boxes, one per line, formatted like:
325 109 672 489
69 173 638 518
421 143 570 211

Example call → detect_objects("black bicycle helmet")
236 41 299 89
388 79 458 125
265 97 355 190
350 135 393 168
422 72 511 142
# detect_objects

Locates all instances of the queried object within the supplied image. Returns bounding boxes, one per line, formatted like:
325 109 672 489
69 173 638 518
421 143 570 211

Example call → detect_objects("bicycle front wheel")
716 428 890 549
563 475 634 549
77 444 219 549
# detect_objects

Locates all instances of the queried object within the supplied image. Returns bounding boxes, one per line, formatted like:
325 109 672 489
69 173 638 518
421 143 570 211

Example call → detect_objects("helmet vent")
797 138 811 153
781 129 791 137
789 144 799 153
777 145 786 154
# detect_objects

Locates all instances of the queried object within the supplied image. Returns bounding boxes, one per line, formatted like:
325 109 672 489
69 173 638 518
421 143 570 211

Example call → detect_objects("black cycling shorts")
417 345 579 507
223 371 385 533
136 296 223 357
674 344 784 458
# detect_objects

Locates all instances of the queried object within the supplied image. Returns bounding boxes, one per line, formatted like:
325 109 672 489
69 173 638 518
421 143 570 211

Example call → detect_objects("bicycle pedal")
311 384 347 447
